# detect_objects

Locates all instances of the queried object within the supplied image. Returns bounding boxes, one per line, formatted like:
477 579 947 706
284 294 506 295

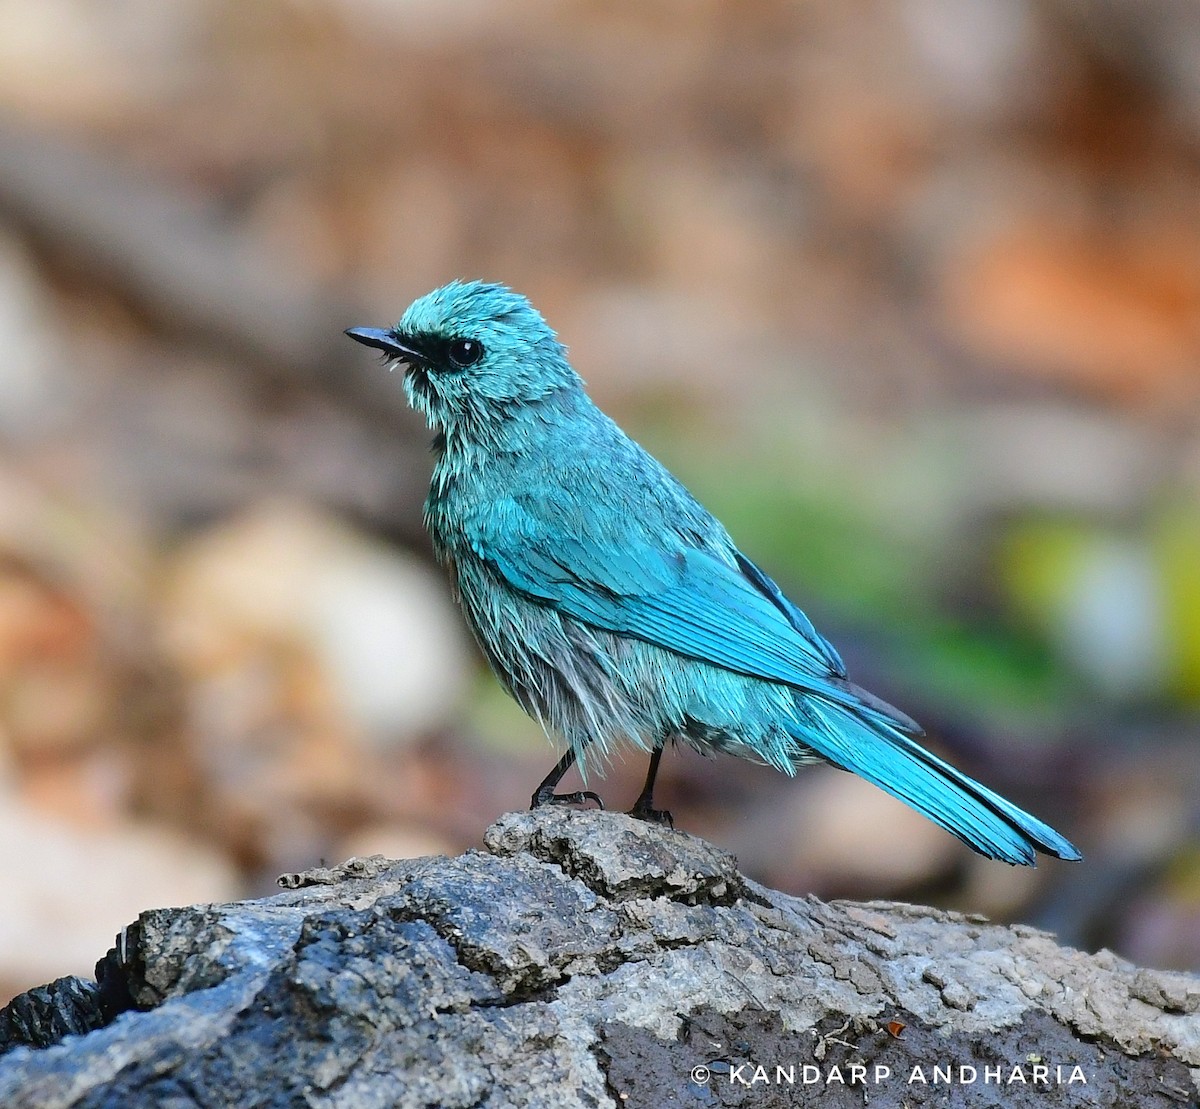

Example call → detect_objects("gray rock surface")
1 809 1197 1108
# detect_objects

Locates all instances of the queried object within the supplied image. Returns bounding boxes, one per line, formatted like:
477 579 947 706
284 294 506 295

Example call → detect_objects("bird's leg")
628 745 673 827
530 748 604 810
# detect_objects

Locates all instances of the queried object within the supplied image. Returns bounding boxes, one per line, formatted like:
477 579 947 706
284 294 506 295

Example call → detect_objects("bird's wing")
475 501 920 734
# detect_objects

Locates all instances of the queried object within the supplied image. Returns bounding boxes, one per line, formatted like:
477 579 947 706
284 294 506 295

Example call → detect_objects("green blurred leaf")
1155 503 1200 704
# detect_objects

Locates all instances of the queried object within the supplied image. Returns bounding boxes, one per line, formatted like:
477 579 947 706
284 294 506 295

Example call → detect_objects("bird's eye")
447 339 483 368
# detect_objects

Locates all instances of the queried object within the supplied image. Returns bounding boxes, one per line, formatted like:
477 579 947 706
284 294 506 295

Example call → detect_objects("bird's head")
345 281 579 432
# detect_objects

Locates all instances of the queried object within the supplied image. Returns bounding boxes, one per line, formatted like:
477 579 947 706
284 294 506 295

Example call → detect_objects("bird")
346 280 1081 866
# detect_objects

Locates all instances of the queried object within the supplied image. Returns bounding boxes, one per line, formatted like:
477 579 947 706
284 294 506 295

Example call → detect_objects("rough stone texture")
0 809 1197 1108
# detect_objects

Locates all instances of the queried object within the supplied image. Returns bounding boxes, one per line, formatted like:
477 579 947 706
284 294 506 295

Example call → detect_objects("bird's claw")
531 789 605 811
628 802 674 828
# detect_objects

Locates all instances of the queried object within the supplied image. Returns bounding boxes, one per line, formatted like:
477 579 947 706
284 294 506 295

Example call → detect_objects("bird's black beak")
343 327 424 363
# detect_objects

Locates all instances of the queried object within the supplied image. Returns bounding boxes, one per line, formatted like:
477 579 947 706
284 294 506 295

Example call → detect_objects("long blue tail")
792 701 1081 866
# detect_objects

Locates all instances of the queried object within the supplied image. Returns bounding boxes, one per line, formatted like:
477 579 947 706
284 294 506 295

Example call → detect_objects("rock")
0 792 239 997
0 808 1196 1107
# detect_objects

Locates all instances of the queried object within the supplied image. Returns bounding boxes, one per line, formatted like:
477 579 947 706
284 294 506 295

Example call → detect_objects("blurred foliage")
1159 504 1200 703
1001 502 1200 706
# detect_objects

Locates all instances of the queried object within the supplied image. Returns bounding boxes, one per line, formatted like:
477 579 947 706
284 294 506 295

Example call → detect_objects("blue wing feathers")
489 531 919 734
488 514 821 678
734 553 846 675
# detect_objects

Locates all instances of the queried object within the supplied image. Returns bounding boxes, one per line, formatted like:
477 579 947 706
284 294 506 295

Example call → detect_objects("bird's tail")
791 700 1081 866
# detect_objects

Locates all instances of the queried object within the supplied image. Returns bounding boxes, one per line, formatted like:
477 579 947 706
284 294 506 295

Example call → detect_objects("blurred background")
1 0 1198 1004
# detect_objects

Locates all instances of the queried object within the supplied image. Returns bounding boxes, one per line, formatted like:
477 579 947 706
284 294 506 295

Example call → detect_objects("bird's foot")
530 788 605 811
628 800 674 828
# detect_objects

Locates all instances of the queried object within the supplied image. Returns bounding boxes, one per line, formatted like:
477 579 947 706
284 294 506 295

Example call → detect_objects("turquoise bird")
347 281 1080 865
